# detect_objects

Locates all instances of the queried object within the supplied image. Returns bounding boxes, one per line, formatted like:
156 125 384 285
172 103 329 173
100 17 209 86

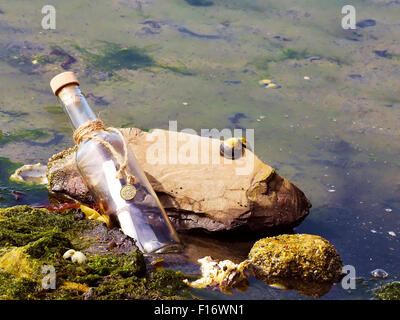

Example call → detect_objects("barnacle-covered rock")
249 234 343 287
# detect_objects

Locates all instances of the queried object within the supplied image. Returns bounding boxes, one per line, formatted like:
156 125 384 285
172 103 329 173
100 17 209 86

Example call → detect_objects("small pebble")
108 240 117 249
63 249 76 259
371 269 388 279
304 76 310 80
71 251 88 264
182 102 189 106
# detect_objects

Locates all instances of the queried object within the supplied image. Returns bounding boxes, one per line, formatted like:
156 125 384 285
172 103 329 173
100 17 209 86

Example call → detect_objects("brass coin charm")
120 184 136 201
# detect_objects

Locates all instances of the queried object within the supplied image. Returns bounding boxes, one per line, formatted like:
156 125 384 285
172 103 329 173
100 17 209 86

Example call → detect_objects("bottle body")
55 81 180 253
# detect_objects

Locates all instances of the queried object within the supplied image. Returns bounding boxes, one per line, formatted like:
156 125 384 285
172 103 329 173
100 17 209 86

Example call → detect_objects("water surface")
0 0 399 299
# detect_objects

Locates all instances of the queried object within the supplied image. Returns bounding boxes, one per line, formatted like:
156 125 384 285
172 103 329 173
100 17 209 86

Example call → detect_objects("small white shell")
63 249 76 260
71 251 87 264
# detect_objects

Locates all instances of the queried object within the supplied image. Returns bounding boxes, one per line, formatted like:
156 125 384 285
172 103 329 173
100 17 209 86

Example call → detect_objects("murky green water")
0 0 399 299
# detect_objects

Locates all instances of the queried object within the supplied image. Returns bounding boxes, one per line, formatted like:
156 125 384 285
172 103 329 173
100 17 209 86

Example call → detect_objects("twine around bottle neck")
73 119 135 184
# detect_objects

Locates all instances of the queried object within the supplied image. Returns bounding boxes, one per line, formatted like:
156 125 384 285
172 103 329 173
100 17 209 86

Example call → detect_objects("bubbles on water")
328 185 336 193
371 269 388 279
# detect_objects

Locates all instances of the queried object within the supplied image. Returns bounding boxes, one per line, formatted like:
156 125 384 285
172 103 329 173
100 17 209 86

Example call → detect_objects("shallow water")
0 0 399 299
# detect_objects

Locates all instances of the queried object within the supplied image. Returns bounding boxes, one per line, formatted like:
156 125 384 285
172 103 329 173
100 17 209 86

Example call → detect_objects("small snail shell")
63 249 87 264
63 249 76 260
71 251 88 264
220 137 248 160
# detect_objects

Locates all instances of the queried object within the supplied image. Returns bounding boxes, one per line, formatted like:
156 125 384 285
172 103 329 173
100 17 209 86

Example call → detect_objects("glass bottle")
50 72 181 253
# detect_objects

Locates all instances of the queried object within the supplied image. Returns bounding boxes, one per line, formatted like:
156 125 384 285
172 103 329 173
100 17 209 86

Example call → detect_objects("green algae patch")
74 42 155 73
0 272 37 300
0 205 188 300
43 105 63 115
0 129 51 146
251 48 310 71
87 268 188 300
374 282 400 300
0 206 77 248
74 42 192 76
0 247 38 278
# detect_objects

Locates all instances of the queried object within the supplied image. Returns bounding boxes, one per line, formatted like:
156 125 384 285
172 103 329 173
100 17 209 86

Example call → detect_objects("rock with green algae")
374 282 400 300
249 234 343 282
248 234 343 298
0 205 189 300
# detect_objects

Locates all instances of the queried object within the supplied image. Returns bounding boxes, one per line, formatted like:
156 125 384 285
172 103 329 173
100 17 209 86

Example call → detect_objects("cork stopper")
50 72 80 96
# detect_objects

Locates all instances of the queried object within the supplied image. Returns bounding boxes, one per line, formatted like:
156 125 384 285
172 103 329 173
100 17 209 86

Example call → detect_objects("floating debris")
388 231 396 237
371 269 389 279
356 19 376 28
371 229 377 234
80 205 110 227
12 190 25 201
256 115 266 122
304 76 311 80
348 74 362 79
308 56 322 62
374 50 392 59
10 163 48 185
224 80 241 86
328 187 336 193
182 102 189 106
385 208 393 213
258 79 281 89
183 256 253 294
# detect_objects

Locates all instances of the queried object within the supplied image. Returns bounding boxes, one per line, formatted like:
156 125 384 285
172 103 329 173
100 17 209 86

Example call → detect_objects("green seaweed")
43 105 63 115
0 129 51 146
148 269 187 297
0 206 189 300
73 42 192 76
374 282 400 300
74 42 155 73
0 206 78 248
0 271 38 300
24 231 72 259
251 48 310 71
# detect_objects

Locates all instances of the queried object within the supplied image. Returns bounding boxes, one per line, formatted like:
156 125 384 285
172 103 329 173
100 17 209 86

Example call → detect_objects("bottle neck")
57 84 97 130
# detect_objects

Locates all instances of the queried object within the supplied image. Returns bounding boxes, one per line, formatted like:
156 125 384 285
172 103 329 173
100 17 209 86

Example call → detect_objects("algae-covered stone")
0 205 188 300
0 272 37 300
249 234 343 283
374 282 400 300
